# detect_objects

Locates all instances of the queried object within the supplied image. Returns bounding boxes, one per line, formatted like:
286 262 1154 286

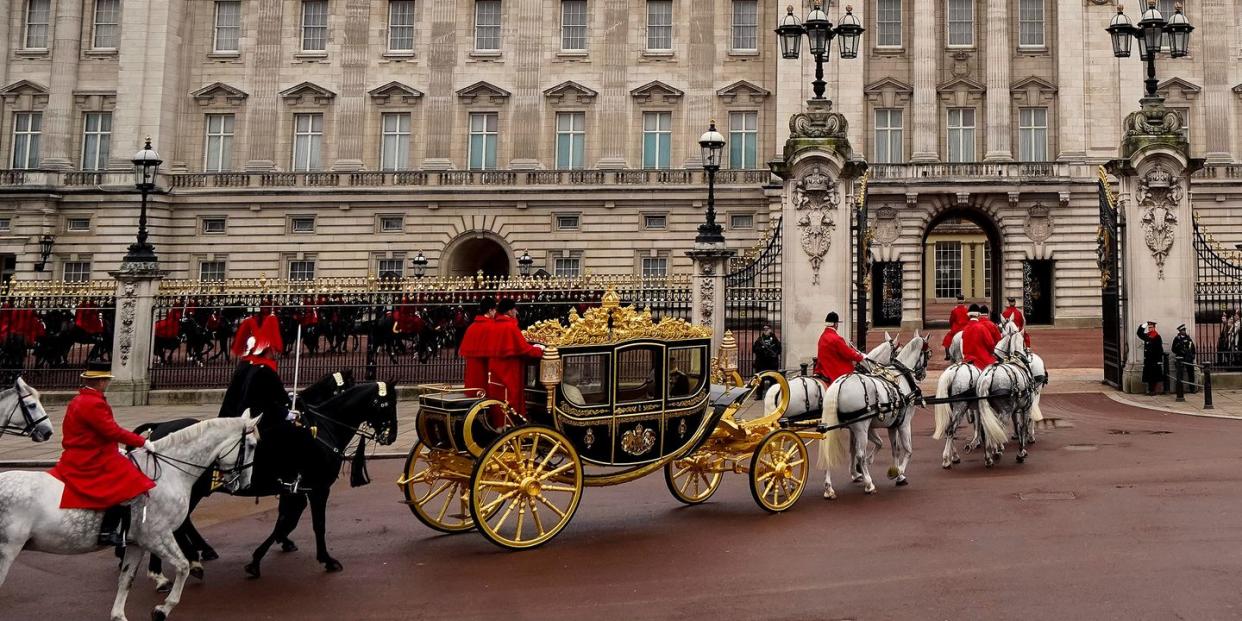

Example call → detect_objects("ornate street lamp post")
775 4 863 100
695 121 726 245
411 251 428 278
34 234 54 272
1107 1 1193 98
124 138 162 264
517 249 534 277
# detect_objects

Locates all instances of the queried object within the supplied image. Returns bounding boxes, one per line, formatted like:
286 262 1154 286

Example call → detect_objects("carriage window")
616 346 662 403
668 347 705 398
562 354 609 407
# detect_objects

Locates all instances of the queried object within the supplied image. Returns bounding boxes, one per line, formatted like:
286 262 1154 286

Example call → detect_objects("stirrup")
280 475 307 494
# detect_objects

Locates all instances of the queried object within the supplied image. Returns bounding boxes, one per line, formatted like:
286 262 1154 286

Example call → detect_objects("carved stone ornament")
1023 202 1054 243
792 166 840 284
1136 164 1183 279
788 106 849 140
118 282 136 367
1123 99 1184 137
874 204 900 246
699 263 715 327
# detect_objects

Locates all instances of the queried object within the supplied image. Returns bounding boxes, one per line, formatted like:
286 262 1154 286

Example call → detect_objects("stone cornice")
456 81 511 105
368 81 423 105
715 80 769 104
278 82 336 106
543 81 598 104
630 80 684 104
191 82 250 106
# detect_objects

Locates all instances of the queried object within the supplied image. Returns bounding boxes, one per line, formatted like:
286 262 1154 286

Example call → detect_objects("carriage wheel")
664 453 723 505
749 430 809 513
401 441 474 533
470 427 583 550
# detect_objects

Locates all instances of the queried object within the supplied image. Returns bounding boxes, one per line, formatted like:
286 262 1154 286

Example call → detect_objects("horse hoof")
244 562 260 579
985 460 994 468
152 610 167 621
281 540 298 553
201 548 219 562
952 456 961 464
823 488 837 500
942 462 952 470
864 485 877 495
190 566 204 580
323 559 343 573
895 478 909 487
886 465 900 479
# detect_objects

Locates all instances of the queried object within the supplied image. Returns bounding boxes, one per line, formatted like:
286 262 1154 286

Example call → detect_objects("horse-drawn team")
0 292 1048 620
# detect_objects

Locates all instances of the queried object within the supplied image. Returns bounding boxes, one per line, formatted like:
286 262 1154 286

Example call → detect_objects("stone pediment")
863 77 913 107
1010 76 1057 105
937 77 985 107
368 81 423 105
191 82 249 105
864 77 913 96
279 82 336 105
543 81 598 104
630 80 684 104
0 80 49 106
1010 76 1057 94
456 81 510 104
1157 77 1201 101
716 80 770 104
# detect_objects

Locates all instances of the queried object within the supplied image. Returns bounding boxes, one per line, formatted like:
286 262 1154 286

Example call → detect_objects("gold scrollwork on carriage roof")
523 287 711 347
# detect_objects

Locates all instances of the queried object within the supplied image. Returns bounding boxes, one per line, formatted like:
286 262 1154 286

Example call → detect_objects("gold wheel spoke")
533 440 564 476
417 480 452 505
515 499 527 543
697 471 714 491
406 469 433 485
434 483 456 521
672 464 692 480
762 477 776 499
529 434 540 467
478 489 521 515
535 493 569 519
782 444 800 461
530 501 545 535
491 496 520 532
755 469 776 483
540 483 579 494
477 479 521 489
539 461 574 481
786 458 805 469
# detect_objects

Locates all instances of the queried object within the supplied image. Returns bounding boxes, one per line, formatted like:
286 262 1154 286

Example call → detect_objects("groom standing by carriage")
814 312 865 383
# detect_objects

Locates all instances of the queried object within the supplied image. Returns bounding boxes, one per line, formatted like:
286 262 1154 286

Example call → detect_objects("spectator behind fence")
752 324 782 401
1136 321 1165 396
1171 323 1197 394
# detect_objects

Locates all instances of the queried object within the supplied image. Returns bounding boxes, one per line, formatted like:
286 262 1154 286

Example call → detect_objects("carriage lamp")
719 331 739 384
33 234 54 272
774 5 864 100
411 251 428 278
518 250 534 278
539 346 563 413
1107 2 1193 98
124 137 162 264
695 121 726 246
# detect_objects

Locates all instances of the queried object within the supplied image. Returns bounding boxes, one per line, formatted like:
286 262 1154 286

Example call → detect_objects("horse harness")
833 360 925 428
0 382 48 438
135 426 256 491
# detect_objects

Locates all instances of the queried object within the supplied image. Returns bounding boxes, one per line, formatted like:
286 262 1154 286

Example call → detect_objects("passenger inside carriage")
561 355 609 407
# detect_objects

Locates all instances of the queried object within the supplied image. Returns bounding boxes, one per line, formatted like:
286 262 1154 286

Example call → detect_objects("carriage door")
871 261 903 327
611 344 665 465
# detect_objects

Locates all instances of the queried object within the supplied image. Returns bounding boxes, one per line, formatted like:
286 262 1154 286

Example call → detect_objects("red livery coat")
962 320 998 370
1001 306 1031 347
487 315 542 424
154 308 182 339
74 302 105 335
48 388 154 509
231 312 283 358
458 315 494 397
814 327 864 382
980 318 1003 345
7 309 45 342
942 304 969 349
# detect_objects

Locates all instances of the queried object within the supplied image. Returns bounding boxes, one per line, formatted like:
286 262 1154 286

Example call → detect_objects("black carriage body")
530 337 712 467
415 389 500 452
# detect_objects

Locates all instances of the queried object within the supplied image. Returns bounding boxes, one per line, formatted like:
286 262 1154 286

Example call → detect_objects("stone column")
108 266 165 406
687 247 733 350
771 100 867 366
421 0 458 170
682 0 715 168
110 0 187 169
332 0 370 171
1200 0 1232 163
1055 0 1086 159
38 0 84 170
242 0 283 171
982 0 1011 161
594 0 629 169
1107 98 1202 394
507 0 543 169
909 0 938 162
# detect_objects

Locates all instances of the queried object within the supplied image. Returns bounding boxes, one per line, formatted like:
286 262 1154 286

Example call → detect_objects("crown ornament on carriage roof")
523 286 710 347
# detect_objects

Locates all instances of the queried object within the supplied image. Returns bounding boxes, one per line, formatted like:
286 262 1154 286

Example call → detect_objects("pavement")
3 392 1242 620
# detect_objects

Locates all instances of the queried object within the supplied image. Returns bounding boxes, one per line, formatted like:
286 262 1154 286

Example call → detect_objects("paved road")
3 393 1240 620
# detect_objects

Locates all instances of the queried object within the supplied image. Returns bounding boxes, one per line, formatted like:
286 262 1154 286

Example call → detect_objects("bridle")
301 383 396 456
0 382 49 438
138 427 256 491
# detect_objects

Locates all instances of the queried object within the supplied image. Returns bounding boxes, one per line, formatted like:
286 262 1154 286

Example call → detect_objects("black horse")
138 369 358 588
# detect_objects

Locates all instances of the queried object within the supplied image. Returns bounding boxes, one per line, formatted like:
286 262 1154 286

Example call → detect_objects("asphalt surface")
3 393 1240 620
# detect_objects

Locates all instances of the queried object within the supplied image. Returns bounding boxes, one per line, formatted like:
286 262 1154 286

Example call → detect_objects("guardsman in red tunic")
487 299 545 427
1001 296 1031 348
9 307 46 343
458 298 497 398
961 305 998 370
231 298 283 358
154 306 183 340
979 304 1004 344
48 361 156 546
74 300 105 336
941 294 968 359
813 312 865 383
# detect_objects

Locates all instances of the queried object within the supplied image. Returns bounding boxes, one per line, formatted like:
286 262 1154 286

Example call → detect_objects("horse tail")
816 379 850 471
932 367 955 440
976 370 1008 453
1029 390 1044 423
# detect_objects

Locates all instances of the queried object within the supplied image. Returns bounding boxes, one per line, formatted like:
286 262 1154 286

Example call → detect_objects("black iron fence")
147 275 693 390
725 218 783 375
1193 219 1242 372
0 280 117 388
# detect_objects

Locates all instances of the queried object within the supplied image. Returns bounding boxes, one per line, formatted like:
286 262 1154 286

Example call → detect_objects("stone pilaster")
687 246 733 350
241 0 283 171
332 0 370 171
422 0 458 170
508 0 543 170
110 0 187 169
1201 0 1232 163
108 266 166 405
1055 0 1086 159
682 0 715 168
595 0 629 169
1107 98 1203 394
909 0 938 162
983 0 1012 162
38 0 84 170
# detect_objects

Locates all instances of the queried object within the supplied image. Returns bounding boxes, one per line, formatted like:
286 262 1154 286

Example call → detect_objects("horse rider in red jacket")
941 293 968 360
74 300 105 336
232 299 283 359
458 298 497 399
48 361 156 547
961 305 1000 370
487 299 545 427
814 312 865 383
979 304 1004 344
1001 296 1031 348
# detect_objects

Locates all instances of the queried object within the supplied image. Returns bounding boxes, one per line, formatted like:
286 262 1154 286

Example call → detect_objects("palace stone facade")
2 0 1242 327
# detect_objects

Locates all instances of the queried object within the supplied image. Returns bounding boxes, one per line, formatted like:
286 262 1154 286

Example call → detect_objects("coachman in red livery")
813 311 864 383
486 299 544 427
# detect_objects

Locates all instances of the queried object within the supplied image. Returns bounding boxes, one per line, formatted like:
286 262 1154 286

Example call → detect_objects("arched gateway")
442 232 513 278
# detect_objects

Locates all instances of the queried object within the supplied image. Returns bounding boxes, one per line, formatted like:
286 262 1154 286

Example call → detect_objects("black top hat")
1007 297 1017 304
81 360 114 380
968 303 981 313
477 297 497 314
497 298 517 313
825 311 840 324
956 293 965 302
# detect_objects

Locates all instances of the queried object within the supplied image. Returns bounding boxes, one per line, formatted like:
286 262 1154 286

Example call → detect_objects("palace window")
292 113 324 172
377 257 405 277
643 214 667 230
93 0 121 49
204 114 235 172
468 112 498 170
288 259 316 281
199 261 226 281
947 107 976 163
380 112 411 171
729 111 758 169
554 256 582 277
301 0 328 52
388 1 416 52
379 215 405 232
475 0 501 50
982 245 992 298
202 217 227 234
946 0 973 47
934 241 962 299
11 112 42 170
1018 107 1048 161
874 109 904 164
0 218 11 233
555 214 580 230
730 213 754 229
1018 0 1044 48
24 0 50 49
81 112 112 171
561 0 587 50
876 0 901 48
646 0 672 51
63 260 91 283
66 217 91 232
213 1 241 52
1157 0 1176 52
642 111 672 169
289 216 316 233
731 0 757 51
642 256 669 277
555 112 585 170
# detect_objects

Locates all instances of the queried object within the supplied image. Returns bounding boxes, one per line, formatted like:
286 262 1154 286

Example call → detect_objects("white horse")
1002 320 1049 437
816 334 932 498
976 330 1037 464
0 414 260 621
0 378 53 442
